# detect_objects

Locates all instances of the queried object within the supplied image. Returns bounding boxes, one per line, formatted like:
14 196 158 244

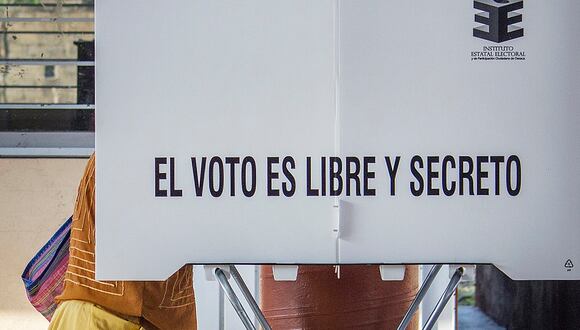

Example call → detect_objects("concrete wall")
0 158 87 329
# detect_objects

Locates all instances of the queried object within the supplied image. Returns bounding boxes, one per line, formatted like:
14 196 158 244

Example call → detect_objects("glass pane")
0 0 94 132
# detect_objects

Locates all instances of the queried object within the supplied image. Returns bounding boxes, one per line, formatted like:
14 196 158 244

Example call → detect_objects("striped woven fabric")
22 217 71 321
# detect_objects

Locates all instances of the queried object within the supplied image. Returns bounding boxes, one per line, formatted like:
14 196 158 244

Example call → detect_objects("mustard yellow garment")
48 300 143 330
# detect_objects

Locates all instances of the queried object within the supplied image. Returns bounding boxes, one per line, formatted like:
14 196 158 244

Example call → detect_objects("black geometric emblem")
473 0 524 43
565 259 574 271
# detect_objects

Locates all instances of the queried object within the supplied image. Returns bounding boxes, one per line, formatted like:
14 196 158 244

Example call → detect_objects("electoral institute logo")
473 0 523 43
471 0 526 61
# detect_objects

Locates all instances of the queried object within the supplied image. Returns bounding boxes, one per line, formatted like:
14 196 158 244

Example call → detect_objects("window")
0 0 94 157
44 65 55 78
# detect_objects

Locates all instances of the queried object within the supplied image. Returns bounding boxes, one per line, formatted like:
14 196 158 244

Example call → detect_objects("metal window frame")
0 103 95 157
0 132 94 158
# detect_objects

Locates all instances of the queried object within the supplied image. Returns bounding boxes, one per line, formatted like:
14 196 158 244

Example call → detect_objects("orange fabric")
55 154 196 330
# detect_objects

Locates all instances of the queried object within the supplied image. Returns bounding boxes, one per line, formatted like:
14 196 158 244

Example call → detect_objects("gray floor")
458 306 505 330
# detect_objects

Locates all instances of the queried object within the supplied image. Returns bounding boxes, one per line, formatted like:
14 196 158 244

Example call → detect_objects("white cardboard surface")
96 0 579 280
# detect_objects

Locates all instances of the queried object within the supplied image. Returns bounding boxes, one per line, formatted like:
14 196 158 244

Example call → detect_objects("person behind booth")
48 154 197 329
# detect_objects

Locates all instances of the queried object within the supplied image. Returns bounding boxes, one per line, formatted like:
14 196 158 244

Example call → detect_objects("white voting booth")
96 0 579 328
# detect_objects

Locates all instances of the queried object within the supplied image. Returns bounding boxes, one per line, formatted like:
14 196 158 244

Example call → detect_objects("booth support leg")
397 264 443 330
422 267 465 330
229 265 272 330
214 268 256 330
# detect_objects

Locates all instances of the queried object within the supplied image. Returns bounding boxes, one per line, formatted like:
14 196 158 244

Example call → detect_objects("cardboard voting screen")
96 0 580 280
